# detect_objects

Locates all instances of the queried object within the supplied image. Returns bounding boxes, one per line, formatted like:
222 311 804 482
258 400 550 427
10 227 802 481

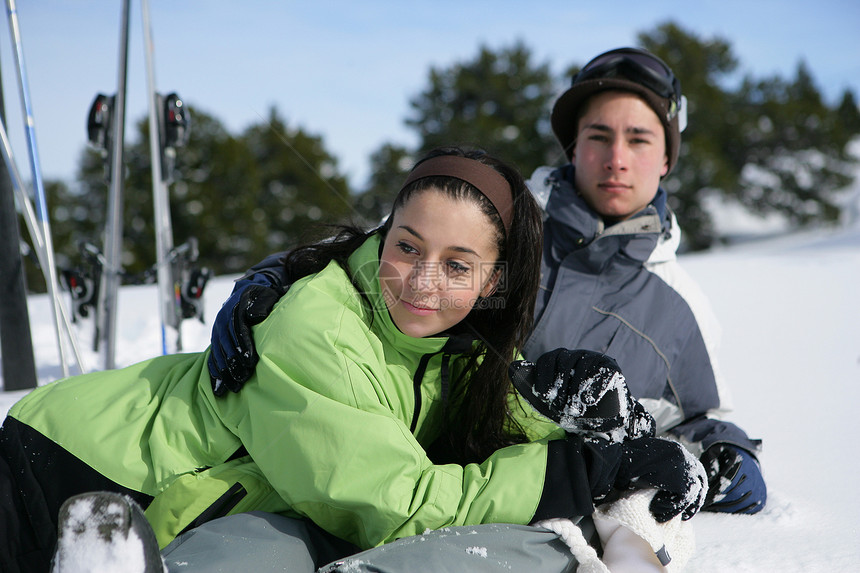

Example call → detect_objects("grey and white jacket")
523 165 760 456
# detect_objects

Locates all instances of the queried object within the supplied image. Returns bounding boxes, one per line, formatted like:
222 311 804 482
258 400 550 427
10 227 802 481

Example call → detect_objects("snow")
466 546 489 558
2 225 860 570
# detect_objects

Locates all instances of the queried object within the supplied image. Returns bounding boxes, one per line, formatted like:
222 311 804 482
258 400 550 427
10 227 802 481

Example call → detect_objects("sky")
1 0 859 191
3 223 859 570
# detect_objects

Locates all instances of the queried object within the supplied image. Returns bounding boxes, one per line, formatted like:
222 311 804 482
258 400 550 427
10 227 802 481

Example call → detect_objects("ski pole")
5 0 86 376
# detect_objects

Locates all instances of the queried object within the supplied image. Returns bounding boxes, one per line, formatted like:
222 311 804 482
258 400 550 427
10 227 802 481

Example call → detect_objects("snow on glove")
625 399 657 442
700 444 767 514
208 270 287 396
509 348 655 443
606 436 708 523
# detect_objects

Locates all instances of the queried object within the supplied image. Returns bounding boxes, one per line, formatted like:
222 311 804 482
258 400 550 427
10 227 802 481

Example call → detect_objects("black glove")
700 444 766 514
611 437 708 522
536 435 707 524
509 348 655 443
208 268 287 396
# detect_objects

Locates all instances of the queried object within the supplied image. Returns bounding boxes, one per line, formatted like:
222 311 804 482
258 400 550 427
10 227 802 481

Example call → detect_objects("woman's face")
378 189 501 338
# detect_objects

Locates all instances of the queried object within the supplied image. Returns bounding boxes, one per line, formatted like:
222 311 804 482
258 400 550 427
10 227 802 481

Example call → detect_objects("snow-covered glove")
208 261 289 396
535 435 707 524
700 444 767 514
608 437 709 523
509 348 655 443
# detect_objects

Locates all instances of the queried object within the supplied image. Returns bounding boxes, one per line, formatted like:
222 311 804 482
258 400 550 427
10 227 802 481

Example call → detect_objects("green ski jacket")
9 234 562 549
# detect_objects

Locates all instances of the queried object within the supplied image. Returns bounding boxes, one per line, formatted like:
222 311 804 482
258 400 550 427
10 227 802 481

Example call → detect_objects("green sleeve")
508 387 566 442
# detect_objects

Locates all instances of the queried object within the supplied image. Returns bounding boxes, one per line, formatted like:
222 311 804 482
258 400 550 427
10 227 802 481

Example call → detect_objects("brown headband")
400 155 514 236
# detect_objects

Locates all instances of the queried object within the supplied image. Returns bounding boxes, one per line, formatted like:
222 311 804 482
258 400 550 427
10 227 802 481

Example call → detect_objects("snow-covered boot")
51 491 166 573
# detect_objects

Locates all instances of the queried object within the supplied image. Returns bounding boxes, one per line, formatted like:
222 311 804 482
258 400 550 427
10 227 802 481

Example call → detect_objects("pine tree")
353 143 413 225
406 41 559 176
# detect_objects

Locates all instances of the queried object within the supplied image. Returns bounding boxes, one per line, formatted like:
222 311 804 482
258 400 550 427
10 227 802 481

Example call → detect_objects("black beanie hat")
551 48 683 175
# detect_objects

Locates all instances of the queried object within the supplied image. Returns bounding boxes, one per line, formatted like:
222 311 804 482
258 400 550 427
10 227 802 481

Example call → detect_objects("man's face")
571 91 669 222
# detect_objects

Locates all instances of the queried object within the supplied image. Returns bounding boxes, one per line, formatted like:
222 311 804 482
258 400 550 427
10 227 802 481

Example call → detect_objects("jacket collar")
348 233 474 433
542 165 671 264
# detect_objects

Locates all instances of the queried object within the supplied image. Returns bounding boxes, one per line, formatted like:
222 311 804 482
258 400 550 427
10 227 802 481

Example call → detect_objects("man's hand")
208 273 284 396
700 444 767 514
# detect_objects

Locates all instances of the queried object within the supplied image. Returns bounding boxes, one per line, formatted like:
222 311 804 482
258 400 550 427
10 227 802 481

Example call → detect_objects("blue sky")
2 0 858 189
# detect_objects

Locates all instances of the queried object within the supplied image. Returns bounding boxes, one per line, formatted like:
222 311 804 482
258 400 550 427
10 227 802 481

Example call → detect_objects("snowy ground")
1 225 859 571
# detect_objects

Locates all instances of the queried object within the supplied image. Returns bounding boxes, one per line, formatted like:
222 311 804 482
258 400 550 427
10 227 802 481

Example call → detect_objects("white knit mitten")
534 489 695 572
594 488 695 572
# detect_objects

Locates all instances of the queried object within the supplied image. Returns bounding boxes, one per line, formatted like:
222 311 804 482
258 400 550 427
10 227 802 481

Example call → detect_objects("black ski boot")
51 491 166 573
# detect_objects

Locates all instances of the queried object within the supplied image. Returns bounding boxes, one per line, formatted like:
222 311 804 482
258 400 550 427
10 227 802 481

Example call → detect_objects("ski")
141 0 177 354
141 0 193 353
97 0 131 370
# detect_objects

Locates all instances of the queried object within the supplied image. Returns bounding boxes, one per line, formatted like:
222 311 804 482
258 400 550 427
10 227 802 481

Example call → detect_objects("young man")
523 48 766 515
208 48 766 518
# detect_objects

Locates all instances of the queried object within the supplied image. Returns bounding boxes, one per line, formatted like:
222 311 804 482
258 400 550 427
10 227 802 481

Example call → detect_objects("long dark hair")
283 147 543 462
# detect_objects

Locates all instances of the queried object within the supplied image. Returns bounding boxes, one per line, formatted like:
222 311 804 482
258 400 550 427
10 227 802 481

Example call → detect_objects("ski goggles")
572 48 682 121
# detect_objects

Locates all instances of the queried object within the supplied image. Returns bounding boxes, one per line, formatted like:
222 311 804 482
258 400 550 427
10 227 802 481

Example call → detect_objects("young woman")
0 148 703 573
